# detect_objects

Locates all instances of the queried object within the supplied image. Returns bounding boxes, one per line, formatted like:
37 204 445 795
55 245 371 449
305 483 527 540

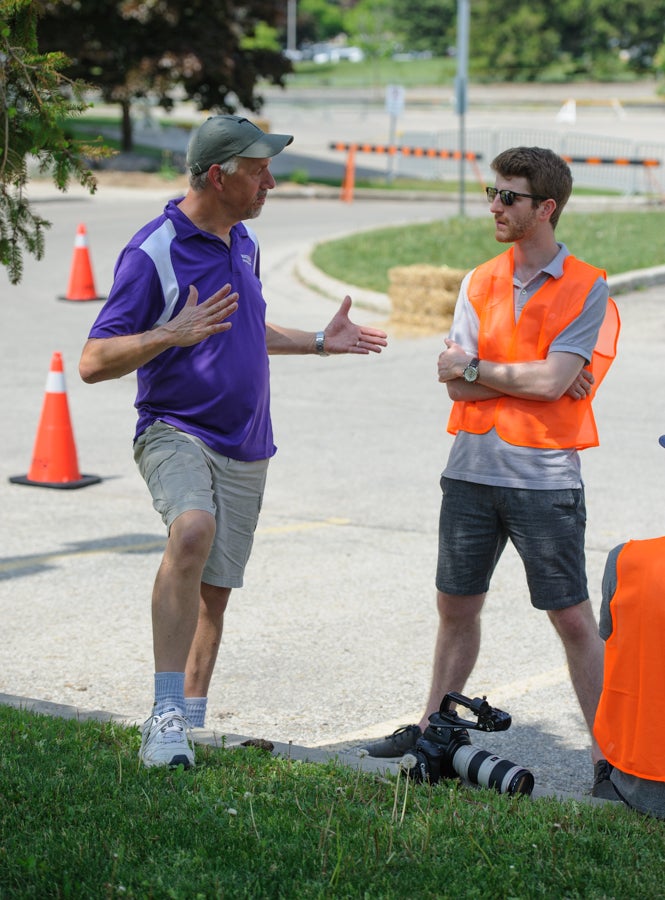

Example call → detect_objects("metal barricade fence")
398 129 664 195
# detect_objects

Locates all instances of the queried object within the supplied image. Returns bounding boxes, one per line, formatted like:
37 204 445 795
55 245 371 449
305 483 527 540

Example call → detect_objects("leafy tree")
547 0 665 76
0 0 103 284
388 0 456 58
36 0 293 152
587 0 665 72
297 0 347 46
471 0 561 81
344 0 398 60
347 0 665 81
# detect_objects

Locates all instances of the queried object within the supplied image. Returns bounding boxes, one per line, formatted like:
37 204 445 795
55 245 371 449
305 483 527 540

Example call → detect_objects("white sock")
153 672 185 718
185 696 208 728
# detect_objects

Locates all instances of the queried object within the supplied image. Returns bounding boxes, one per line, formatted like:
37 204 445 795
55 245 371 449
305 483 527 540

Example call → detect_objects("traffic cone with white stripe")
9 352 101 489
58 223 105 302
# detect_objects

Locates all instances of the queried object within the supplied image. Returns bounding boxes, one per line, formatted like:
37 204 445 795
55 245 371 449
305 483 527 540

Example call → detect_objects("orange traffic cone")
58 223 105 302
9 352 101 489
340 145 356 203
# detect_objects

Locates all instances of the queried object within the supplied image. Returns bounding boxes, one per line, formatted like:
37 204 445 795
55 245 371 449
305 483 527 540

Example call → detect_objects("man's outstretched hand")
322 296 388 354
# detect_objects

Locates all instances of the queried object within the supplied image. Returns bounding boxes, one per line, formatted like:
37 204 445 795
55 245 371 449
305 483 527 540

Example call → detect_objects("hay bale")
388 264 467 334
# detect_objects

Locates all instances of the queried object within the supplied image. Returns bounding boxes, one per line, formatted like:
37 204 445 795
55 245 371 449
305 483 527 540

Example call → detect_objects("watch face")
463 364 478 383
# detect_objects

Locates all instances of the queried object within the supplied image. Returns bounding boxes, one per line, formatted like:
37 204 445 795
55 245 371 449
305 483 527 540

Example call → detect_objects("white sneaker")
139 708 195 769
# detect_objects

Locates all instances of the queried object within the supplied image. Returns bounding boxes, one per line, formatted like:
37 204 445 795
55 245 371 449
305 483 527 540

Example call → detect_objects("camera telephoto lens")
451 744 534 796
408 729 534 796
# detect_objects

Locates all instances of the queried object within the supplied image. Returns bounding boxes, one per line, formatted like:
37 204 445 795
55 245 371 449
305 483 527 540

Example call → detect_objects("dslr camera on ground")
405 692 534 796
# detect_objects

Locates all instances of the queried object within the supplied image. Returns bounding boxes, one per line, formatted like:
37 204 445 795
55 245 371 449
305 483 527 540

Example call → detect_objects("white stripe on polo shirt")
139 219 180 328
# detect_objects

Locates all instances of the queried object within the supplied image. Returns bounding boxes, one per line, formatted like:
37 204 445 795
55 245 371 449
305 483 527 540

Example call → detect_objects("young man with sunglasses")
363 146 620 798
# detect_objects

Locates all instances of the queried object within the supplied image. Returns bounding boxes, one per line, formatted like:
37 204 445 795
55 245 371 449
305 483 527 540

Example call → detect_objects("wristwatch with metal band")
463 357 480 383
315 330 329 356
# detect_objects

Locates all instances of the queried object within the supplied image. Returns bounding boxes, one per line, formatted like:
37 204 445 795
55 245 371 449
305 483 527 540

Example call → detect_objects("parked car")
300 42 364 64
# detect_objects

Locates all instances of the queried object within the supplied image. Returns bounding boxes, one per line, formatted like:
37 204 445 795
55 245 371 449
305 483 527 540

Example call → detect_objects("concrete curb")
1 691 610 806
295 252 392 315
296 251 665 316
607 264 665 294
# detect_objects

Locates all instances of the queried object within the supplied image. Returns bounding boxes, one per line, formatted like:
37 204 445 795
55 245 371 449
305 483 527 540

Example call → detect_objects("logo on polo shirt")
241 253 254 268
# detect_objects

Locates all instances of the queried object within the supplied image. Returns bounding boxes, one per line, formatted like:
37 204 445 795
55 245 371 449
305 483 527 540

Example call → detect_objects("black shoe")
361 724 422 758
591 759 620 800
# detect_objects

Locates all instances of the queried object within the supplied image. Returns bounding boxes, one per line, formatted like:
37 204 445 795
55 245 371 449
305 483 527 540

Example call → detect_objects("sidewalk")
2 181 664 806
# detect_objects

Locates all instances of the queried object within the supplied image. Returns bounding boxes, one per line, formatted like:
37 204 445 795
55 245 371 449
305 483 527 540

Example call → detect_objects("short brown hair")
491 147 572 229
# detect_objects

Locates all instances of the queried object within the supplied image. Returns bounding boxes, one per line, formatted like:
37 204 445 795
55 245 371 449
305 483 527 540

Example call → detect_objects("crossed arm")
438 338 594 403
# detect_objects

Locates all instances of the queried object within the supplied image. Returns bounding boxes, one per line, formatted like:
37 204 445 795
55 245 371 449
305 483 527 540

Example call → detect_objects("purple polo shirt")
88 199 275 461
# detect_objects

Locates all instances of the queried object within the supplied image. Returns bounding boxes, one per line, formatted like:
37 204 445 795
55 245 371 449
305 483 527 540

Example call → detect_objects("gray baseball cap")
187 115 294 174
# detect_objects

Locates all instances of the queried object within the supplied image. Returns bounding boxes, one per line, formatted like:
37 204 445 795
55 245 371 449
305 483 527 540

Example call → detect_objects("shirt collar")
544 242 569 279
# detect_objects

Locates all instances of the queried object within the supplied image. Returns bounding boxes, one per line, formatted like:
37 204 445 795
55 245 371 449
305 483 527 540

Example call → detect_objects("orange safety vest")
447 248 620 449
594 538 665 781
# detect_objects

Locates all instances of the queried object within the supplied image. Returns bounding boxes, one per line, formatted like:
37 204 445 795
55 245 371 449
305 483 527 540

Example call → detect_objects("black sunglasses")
485 187 546 206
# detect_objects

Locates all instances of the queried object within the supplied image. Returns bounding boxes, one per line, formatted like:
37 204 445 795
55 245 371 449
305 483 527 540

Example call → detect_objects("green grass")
311 210 665 294
1 706 663 898
281 56 647 91
284 56 458 90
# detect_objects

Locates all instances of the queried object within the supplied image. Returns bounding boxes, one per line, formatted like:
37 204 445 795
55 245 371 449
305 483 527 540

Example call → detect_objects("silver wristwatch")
315 330 329 357
463 357 480 383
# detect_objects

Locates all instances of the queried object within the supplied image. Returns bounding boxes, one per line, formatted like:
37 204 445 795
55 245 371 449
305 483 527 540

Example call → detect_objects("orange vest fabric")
447 248 620 450
594 538 665 781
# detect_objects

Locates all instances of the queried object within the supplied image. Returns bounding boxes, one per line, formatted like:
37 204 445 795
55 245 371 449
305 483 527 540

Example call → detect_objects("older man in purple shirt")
80 115 387 769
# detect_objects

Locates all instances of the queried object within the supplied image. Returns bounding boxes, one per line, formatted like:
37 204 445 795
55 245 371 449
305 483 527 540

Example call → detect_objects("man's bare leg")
548 599 605 763
185 583 231 698
418 591 486 732
152 510 216 672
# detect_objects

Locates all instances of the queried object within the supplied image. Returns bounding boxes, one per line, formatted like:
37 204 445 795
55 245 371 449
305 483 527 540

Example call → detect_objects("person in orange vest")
592 435 665 816
362 146 620 798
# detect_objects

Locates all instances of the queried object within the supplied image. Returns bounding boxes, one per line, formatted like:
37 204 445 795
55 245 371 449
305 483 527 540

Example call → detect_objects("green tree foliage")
589 0 665 71
353 0 665 81
471 0 561 81
297 0 346 46
344 0 398 60
389 0 456 58
523 0 665 79
0 0 101 284
36 0 293 152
